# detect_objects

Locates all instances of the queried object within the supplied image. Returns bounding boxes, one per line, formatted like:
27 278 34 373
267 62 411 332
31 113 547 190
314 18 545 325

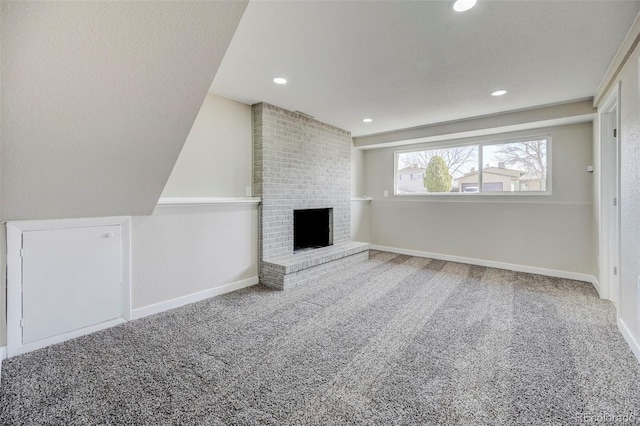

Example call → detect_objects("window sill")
380 196 588 205
394 191 552 197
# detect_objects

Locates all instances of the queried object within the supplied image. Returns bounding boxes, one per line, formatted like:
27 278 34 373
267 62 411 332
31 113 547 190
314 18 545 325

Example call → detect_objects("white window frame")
393 134 552 196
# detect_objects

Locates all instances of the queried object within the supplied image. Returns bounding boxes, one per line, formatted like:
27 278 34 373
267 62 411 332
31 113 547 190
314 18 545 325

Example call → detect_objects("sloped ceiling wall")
0 1 248 220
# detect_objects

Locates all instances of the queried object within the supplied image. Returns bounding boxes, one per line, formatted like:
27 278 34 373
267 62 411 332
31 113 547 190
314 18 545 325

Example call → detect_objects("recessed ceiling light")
452 0 477 12
491 89 508 96
273 77 287 85
362 118 373 123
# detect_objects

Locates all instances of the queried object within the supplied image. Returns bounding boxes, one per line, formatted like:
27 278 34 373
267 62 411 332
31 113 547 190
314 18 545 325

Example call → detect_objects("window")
395 137 549 195
482 140 547 192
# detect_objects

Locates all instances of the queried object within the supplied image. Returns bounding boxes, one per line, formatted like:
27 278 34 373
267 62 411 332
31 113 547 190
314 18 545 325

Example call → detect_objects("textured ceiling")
1 1 248 220
211 0 640 137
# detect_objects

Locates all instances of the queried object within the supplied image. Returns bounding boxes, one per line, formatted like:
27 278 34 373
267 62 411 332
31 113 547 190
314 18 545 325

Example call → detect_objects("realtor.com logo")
575 412 637 424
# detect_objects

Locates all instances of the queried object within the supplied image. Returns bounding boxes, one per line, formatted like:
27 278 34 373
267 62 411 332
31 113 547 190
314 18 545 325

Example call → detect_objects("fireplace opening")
294 208 333 251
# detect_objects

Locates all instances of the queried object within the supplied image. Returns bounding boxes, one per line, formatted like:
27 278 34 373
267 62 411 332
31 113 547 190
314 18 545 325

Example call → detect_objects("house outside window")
396 165 426 193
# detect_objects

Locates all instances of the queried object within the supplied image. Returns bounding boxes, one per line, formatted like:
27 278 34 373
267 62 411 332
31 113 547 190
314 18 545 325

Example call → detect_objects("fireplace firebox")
294 208 333 251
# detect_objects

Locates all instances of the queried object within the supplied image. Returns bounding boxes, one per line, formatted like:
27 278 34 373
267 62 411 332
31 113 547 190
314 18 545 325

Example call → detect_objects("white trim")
8 319 126 357
157 197 261 206
618 318 640 363
5 216 133 358
598 84 621 304
121 218 132 321
351 197 373 202
5 215 130 232
130 276 259 320
591 276 601 297
371 245 599 290
0 347 6 381
6 224 22 358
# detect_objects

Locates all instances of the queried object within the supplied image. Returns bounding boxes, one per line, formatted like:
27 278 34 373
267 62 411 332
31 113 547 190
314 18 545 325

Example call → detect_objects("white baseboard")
590 276 602 298
131 276 259 320
371 245 599 289
0 346 5 380
4 277 260 358
618 318 640 363
8 318 127 358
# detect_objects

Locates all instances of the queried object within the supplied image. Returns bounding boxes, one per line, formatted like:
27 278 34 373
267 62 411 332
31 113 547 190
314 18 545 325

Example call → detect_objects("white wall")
162 94 252 197
600 40 640 354
351 147 365 197
350 147 370 242
0 89 257 343
350 200 370 243
134 94 259 314
0 1 247 220
131 204 258 311
362 122 596 276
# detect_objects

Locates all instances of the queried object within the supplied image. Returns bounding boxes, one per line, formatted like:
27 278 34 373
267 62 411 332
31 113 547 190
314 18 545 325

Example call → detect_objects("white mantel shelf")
351 197 373 202
157 197 262 206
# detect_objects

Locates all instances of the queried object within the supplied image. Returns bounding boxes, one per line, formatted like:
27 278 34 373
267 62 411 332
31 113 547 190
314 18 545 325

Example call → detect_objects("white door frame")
598 83 621 304
6 216 132 357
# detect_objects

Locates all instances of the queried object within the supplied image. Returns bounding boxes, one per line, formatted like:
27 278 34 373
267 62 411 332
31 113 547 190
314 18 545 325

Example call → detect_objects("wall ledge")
157 197 261 206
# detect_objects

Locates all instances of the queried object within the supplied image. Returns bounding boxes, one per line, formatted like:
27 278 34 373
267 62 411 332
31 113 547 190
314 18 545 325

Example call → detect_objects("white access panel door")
21 225 122 344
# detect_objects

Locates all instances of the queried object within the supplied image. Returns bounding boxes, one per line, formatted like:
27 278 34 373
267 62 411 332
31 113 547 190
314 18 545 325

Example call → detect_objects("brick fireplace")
253 103 369 289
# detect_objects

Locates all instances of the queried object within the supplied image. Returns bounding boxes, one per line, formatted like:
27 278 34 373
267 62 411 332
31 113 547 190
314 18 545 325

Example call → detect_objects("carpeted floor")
1 250 640 425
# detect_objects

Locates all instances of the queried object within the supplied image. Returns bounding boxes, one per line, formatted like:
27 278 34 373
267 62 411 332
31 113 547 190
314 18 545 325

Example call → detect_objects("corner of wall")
1 1 5 347
593 15 640 357
618 317 640 363
351 146 365 198
592 115 603 287
594 10 640 107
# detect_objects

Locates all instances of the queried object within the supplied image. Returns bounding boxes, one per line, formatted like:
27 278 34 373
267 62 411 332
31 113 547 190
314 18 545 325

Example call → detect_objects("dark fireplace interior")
294 208 333 251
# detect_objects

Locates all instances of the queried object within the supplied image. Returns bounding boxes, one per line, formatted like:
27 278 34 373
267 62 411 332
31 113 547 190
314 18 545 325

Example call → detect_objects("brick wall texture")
253 103 352 261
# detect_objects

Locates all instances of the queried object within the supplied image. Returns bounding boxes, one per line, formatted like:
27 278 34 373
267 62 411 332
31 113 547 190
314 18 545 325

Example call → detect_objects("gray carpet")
1 250 640 425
